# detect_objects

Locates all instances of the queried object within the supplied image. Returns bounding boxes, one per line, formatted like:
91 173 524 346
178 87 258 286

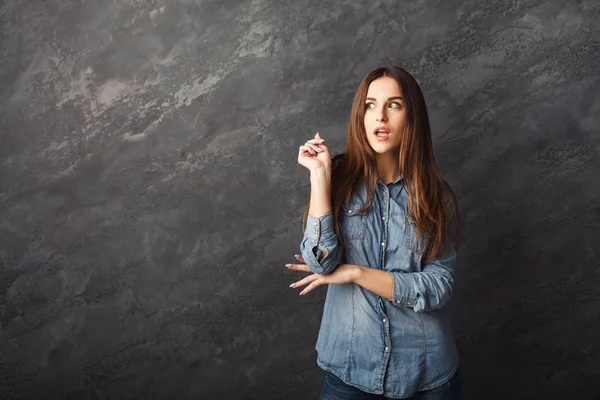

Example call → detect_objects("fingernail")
294 254 300 258
289 283 295 287
285 264 292 267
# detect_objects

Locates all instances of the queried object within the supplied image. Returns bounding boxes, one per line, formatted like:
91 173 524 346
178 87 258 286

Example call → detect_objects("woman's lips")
374 126 391 140
374 131 390 140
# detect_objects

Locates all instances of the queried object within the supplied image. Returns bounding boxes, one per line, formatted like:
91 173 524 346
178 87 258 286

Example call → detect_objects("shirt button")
384 346 389 351
396 300 401 304
382 216 385 220
314 222 317 226
348 210 353 214
381 242 385 247
382 318 386 323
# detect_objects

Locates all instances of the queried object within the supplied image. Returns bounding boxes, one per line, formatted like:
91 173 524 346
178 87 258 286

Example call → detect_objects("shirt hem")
316 360 388 397
416 363 459 392
316 358 459 399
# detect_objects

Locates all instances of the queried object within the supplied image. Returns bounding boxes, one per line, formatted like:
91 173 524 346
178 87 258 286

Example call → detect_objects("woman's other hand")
286 254 359 296
297 132 332 173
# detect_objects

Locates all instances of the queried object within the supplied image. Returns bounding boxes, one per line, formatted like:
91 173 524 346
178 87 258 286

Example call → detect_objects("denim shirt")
300 175 459 398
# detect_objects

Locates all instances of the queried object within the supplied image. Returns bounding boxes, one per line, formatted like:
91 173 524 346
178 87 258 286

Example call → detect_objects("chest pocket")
404 214 427 255
340 201 367 241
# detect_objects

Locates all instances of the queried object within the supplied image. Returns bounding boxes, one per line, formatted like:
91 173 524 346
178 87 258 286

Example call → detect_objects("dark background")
1 1 599 399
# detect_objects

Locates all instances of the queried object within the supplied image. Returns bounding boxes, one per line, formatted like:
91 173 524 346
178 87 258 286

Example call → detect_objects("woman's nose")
376 109 387 122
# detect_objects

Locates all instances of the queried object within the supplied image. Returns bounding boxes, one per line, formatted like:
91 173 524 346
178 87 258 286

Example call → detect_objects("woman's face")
363 76 407 157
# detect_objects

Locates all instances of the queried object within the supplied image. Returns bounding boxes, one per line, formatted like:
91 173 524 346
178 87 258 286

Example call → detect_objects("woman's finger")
299 279 325 295
289 273 320 289
285 263 311 272
316 141 330 150
299 144 317 156
303 143 324 153
312 142 330 154
294 254 306 262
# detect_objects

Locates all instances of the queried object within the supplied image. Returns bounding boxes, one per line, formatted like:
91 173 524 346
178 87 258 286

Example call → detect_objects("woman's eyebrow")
365 96 404 101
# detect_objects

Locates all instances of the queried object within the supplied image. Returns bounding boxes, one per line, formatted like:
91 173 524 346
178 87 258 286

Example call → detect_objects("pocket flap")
342 202 365 216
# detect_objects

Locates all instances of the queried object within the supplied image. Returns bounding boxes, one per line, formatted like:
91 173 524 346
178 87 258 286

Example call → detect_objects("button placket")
378 188 390 272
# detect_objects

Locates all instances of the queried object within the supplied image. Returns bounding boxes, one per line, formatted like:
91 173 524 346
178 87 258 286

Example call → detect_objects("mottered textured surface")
1 1 599 399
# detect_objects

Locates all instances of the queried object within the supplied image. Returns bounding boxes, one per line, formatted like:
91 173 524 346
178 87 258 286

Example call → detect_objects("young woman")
286 65 462 399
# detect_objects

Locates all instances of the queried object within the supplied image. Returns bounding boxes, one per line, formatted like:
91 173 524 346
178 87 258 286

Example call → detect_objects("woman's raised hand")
297 132 331 173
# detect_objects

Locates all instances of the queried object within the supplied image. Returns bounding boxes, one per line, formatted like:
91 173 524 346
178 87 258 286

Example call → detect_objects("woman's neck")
376 152 401 184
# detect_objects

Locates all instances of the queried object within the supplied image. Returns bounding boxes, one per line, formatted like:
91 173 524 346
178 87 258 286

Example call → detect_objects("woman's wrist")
308 166 332 218
310 166 331 183
349 264 363 283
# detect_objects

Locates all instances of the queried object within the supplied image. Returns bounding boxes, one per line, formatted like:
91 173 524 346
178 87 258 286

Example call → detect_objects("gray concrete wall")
1 1 599 399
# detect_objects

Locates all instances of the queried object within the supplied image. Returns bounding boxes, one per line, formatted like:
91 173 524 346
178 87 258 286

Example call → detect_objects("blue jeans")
319 368 461 400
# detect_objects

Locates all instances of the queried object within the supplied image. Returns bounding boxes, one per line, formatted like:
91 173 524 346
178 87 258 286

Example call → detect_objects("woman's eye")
365 102 401 110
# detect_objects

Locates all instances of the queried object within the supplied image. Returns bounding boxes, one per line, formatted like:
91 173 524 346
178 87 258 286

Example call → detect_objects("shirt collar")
376 174 404 185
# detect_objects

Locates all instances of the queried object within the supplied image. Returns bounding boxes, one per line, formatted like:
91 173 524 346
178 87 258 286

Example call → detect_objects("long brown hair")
302 65 460 265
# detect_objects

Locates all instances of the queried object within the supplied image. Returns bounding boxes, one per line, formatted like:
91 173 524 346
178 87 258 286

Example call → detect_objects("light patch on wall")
97 79 141 106
40 140 70 156
174 74 222 108
235 20 275 59
56 66 96 110
205 127 260 153
122 111 167 142
149 42 182 68
123 131 149 142
149 6 166 25
39 164 77 182
514 4 583 40
529 70 565 93
6 47 50 106
441 48 507 104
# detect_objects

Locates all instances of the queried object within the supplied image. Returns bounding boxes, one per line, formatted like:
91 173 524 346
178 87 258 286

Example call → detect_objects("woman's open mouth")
374 127 390 140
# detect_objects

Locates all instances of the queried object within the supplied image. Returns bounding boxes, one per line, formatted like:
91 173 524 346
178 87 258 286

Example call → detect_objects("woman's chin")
369 144 399 155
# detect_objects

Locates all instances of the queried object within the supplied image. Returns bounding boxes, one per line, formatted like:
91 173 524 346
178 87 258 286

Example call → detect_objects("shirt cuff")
391 273 417 308
306 211 335 246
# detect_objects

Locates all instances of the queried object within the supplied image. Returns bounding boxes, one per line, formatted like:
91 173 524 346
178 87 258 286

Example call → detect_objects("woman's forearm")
352 265 394 300
308 167 332 218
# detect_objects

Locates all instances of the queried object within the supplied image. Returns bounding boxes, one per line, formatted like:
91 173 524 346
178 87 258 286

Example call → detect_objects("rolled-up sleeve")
390 236 457 312
299 212 342 275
